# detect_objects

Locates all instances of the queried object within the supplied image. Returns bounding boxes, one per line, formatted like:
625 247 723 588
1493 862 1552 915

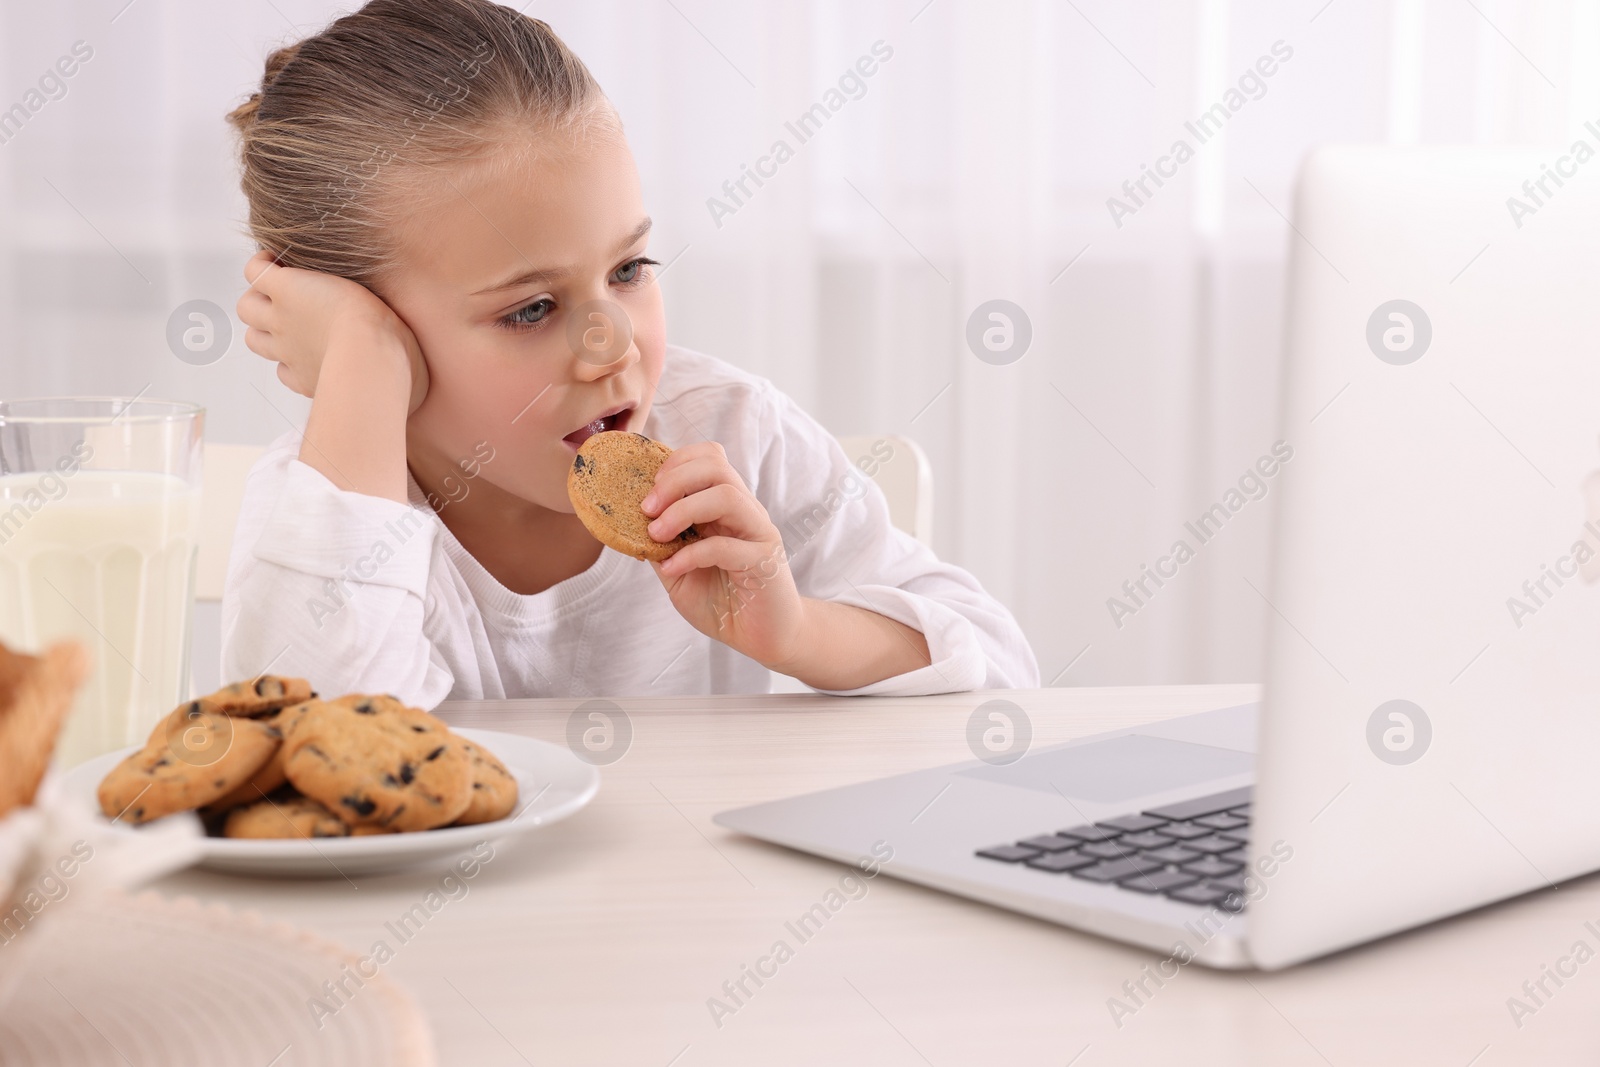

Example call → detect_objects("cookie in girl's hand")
567 430 702 562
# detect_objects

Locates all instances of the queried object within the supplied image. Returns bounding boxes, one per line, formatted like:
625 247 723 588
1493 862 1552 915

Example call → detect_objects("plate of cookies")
62 676 600 877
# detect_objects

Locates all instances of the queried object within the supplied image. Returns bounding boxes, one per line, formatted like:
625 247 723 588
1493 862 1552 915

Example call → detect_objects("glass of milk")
0 398 203 766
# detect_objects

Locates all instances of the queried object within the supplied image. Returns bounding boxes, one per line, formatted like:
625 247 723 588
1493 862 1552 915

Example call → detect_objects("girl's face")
380 124 665 513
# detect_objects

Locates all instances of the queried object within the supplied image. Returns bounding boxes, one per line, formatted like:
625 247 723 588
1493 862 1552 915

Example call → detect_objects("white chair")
192 443 267 696
770 434 934 693
196 444 266 605
190 435 934 693
832 434 935 549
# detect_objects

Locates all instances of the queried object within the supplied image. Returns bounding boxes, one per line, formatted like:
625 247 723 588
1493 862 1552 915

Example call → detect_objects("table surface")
146 684 1599 1066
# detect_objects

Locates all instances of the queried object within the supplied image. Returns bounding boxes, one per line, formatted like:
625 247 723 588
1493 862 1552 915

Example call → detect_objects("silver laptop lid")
1251 145 1600 967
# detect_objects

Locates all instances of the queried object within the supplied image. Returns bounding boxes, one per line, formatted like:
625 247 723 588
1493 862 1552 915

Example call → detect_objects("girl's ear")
406 345 431 416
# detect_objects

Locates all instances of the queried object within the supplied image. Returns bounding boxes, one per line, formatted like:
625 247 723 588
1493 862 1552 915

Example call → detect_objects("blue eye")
614 257 659 286
503 298 554 329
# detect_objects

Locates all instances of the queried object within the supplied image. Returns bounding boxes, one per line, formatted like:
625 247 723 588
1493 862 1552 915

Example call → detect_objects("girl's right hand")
237 250 429 414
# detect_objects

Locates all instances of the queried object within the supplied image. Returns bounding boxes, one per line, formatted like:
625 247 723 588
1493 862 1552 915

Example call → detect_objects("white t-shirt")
221 345 1039 704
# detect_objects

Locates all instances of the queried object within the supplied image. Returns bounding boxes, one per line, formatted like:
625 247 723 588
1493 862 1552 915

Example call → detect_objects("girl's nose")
567 298 638 378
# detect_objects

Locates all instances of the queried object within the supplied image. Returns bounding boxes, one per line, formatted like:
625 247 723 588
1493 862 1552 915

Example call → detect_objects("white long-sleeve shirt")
221 345 1039 704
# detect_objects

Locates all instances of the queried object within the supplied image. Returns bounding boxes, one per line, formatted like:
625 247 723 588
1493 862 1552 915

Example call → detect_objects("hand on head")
238 250 430 415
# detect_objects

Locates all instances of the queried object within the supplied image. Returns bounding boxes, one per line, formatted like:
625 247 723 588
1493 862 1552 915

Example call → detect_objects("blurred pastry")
0 639 89 820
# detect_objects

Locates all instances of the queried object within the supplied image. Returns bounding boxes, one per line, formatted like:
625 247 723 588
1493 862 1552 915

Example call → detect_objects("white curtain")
1 0 1592 688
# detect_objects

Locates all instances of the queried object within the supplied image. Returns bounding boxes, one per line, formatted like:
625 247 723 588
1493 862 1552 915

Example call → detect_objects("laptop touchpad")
957 734 1254 803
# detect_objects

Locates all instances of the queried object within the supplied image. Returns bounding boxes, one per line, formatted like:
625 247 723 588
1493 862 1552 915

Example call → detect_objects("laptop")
715 145 1600 969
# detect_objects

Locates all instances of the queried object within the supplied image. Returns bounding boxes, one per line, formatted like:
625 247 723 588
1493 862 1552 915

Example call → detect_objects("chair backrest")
194 433 934 603
833 435 935 548
196 443 265 603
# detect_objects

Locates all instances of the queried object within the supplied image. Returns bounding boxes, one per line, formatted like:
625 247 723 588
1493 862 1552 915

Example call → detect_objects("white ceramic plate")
60 728 600 878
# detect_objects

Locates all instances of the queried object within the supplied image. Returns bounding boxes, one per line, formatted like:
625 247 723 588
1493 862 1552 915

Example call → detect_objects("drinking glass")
0 398 203 766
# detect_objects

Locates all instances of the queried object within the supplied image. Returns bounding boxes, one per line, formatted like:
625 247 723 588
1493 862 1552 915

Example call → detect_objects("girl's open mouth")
562 405 633 450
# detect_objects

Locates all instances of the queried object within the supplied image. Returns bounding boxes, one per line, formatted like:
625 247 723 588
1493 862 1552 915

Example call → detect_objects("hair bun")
262 42 303 86
226 42 302 132
225 92 263 132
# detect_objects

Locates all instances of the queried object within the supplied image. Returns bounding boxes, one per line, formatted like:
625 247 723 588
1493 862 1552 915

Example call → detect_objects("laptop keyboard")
974 786 1254 911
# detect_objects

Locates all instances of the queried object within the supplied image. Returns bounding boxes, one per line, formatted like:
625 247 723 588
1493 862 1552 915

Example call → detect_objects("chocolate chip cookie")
223 790 351 839
202 675 315 717
452 736 519 825
204 699 316 813
281 695 471 831
567 430 701 561
96 702 280 825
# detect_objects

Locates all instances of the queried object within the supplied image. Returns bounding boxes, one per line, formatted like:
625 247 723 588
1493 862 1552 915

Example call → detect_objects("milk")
0 470 200 767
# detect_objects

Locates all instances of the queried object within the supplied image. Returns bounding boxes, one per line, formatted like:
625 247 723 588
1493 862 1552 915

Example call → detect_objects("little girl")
221 0 1038 703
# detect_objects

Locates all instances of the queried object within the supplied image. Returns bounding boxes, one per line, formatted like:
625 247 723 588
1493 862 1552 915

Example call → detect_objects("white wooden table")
151 685 1600 1065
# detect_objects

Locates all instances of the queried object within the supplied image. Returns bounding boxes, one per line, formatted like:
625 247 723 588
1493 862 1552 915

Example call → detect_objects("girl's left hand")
641 441 805 669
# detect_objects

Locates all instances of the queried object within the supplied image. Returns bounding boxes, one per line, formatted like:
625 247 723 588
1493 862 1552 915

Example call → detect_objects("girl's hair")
226 0 608 285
